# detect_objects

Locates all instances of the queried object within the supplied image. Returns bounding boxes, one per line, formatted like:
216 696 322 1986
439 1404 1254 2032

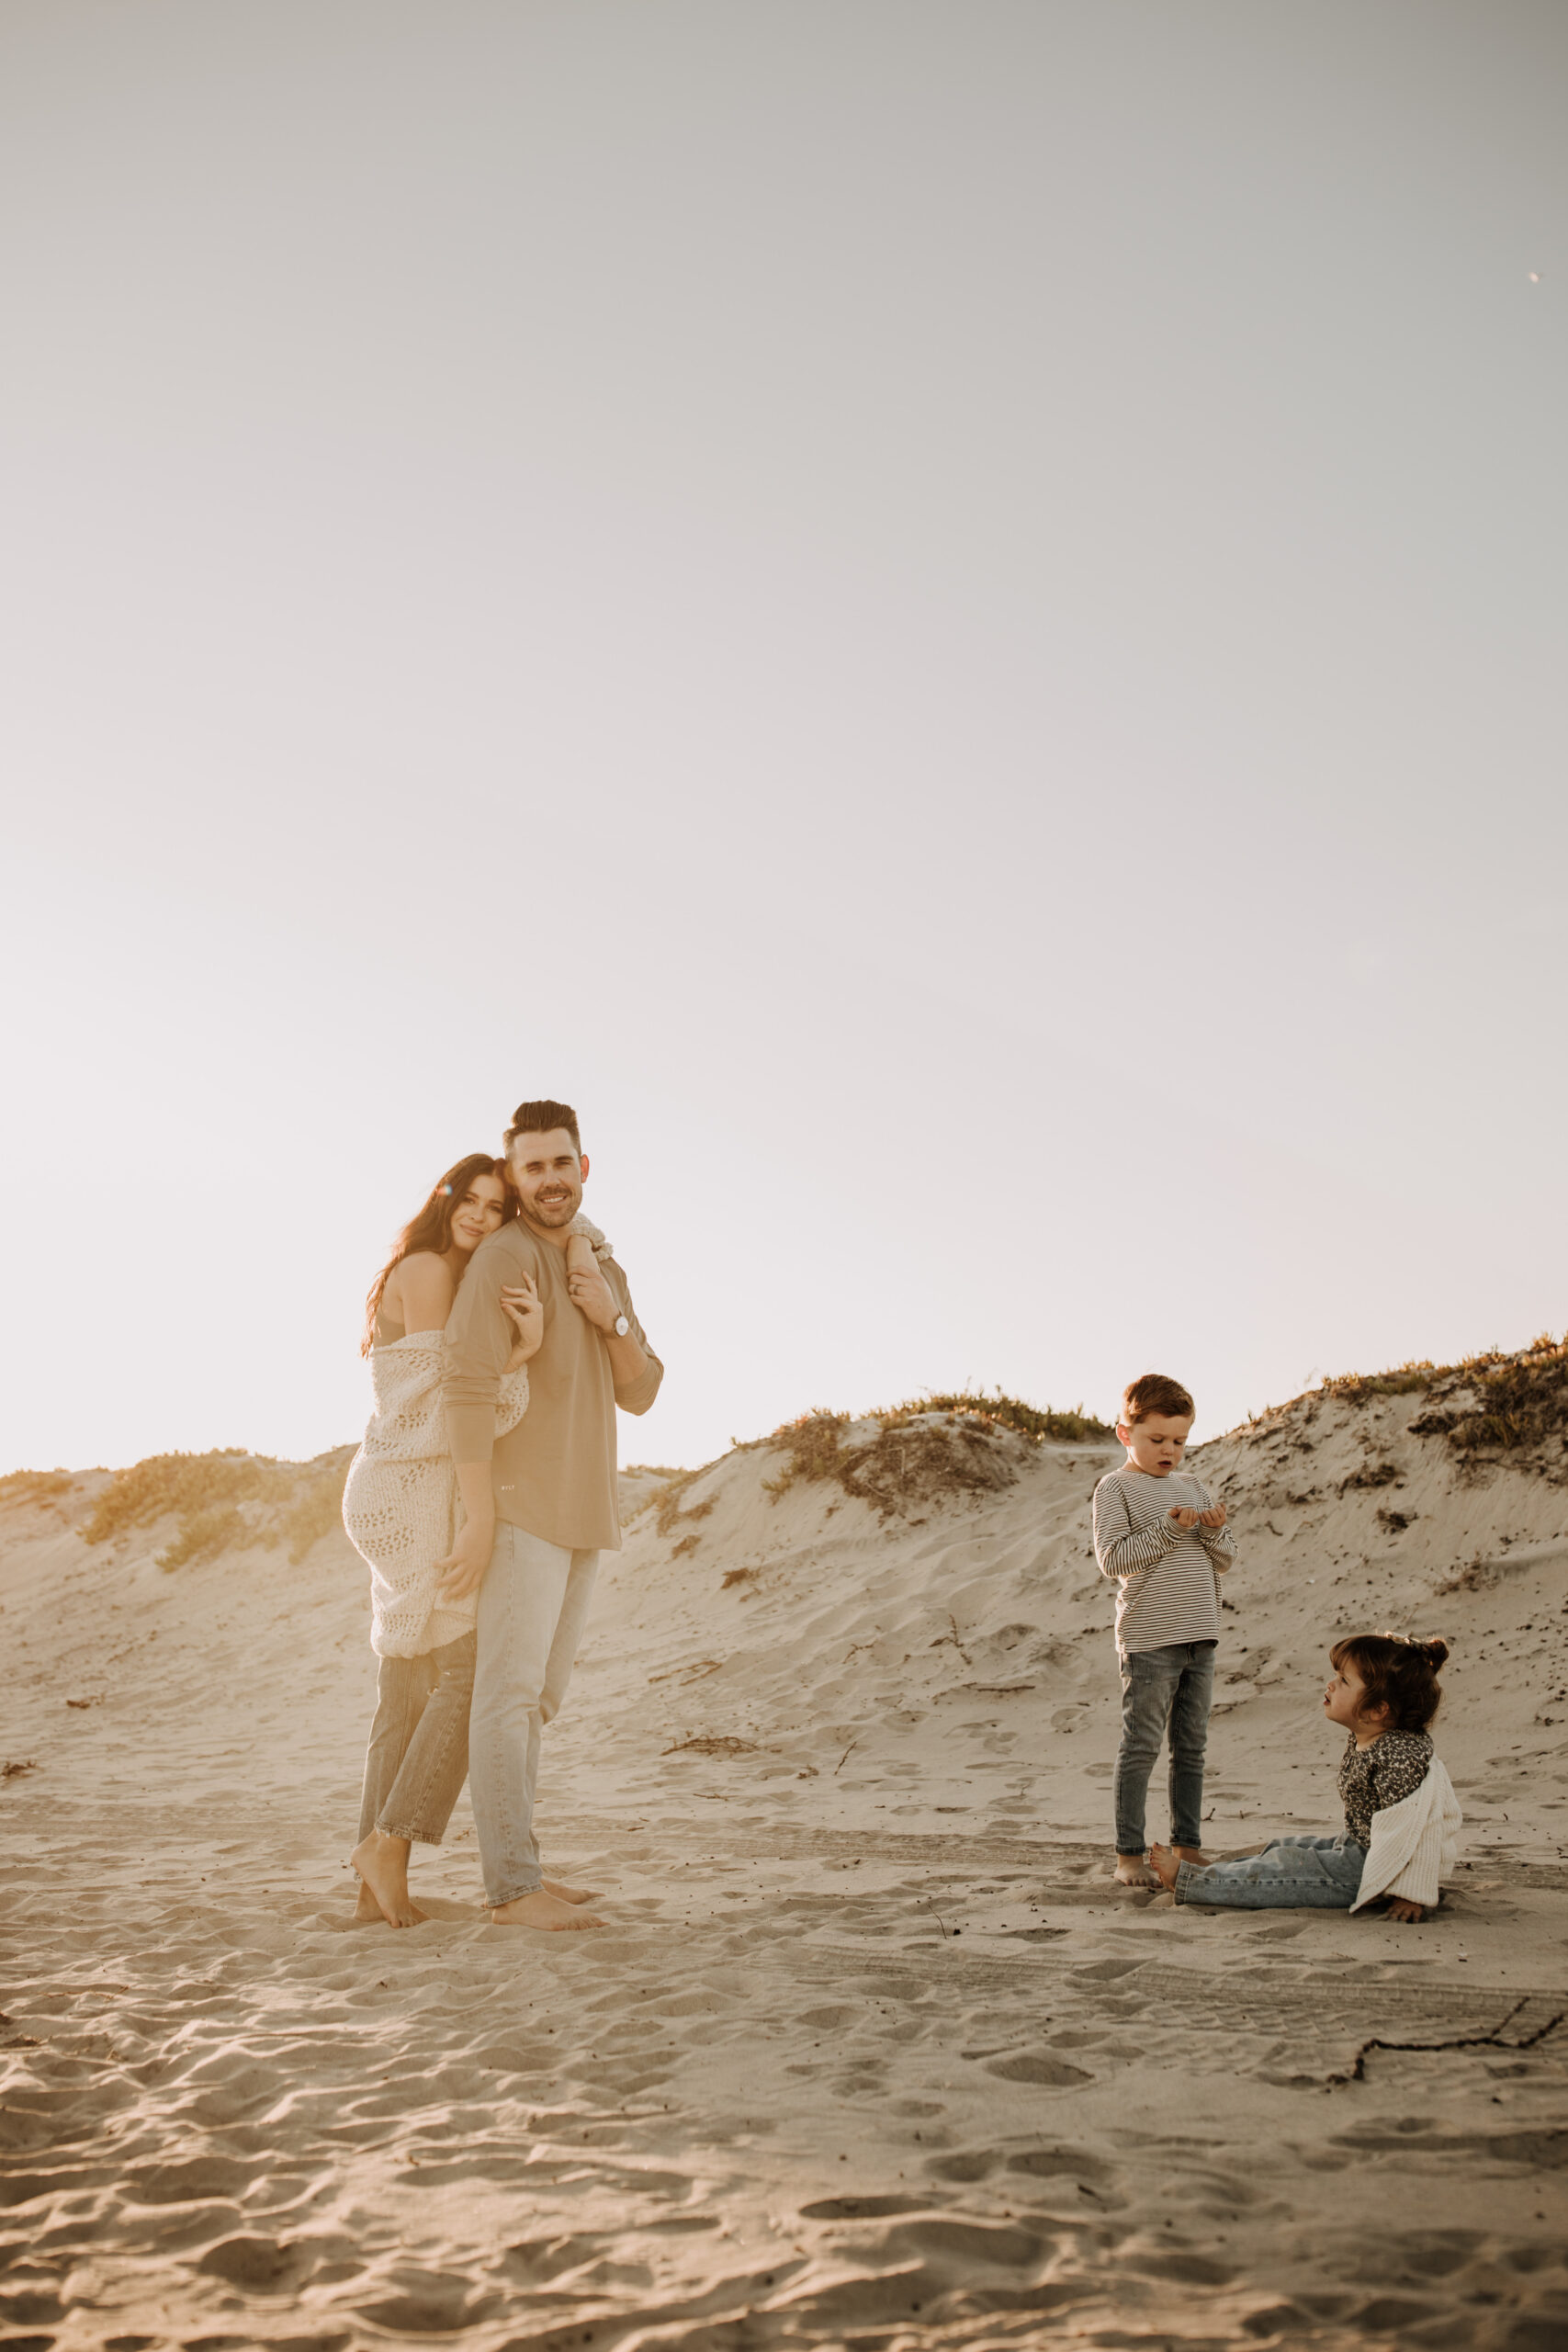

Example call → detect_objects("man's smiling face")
507 1127 587 1231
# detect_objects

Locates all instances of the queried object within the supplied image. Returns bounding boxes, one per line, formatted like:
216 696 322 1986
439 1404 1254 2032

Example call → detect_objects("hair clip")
439 1183 453 1197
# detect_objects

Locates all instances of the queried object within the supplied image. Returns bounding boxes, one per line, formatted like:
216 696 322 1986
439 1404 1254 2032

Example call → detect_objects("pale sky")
3 2 1563 1478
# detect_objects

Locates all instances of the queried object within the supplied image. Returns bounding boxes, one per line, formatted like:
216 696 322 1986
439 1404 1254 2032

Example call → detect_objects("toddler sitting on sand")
1150 1632 1461 1922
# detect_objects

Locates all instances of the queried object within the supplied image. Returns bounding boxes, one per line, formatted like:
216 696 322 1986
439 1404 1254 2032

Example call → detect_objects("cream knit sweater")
1350 1757 1462 1912
344 1216 608 1657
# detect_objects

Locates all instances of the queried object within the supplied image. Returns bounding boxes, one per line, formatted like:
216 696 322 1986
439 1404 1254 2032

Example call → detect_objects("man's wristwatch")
609 1313 630 1339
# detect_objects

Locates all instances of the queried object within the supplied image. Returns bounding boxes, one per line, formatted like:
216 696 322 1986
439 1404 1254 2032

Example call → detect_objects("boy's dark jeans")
1113 1639 1216 1853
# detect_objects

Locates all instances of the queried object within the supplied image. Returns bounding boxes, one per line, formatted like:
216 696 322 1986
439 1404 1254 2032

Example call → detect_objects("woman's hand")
501 1275 544 1367
1385 1896 1426 1924
567 1259 620 1332
436 1519 494 1601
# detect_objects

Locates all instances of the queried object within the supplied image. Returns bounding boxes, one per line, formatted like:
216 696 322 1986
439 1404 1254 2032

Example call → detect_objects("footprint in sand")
929 2149 997 2181
983 2052 1094 2086
195 2233 327 2291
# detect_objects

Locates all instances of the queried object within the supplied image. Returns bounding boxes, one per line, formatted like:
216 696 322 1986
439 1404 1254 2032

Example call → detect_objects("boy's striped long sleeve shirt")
1092 1466 1235 1656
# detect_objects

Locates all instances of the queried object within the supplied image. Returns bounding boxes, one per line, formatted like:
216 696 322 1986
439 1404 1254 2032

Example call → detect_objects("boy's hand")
1168 1506 1201 1529
1385 1897 1425 1924
1198 1502 1227 1528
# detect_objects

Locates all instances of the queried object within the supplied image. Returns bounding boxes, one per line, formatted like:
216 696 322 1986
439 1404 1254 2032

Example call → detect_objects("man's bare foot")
542 1876 602 1905
350 1829 427 1928
1113 1852 1158 1888
490 1888 604 1930
1148 1843 1182 1892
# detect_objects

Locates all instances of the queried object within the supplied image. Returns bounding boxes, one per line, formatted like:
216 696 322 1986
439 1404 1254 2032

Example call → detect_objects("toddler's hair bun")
1422 1635 1450 1668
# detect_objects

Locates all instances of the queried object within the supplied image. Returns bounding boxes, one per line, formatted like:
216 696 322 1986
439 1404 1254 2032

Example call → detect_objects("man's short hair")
505 1099 581 1156
1121 1373 1195 1426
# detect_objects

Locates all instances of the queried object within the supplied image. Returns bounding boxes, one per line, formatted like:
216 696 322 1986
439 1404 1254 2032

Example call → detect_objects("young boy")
1092 1374 1235 1888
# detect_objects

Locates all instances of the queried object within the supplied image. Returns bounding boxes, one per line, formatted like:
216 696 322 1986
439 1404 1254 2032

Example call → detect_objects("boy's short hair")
1121 1373 1195 1426
505 1100 581 1155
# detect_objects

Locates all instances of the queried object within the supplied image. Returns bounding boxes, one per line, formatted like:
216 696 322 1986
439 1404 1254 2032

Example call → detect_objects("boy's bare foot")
1113 1852 1159 1888
350 1829 427 1928
542 1876 601 1905
490 1889 604 1930
1148 1843 1183 1892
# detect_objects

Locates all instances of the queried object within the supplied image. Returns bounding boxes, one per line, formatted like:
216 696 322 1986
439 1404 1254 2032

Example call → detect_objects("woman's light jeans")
357 1632 477 1847
469 1522 600 1906
1176 1832 1367 1908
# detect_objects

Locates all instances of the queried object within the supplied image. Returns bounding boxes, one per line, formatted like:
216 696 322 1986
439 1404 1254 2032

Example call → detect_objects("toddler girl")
1150 1633 1460 1922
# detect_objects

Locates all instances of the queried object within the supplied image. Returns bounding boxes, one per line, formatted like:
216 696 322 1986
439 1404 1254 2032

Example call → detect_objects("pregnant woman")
343 1153 604 1926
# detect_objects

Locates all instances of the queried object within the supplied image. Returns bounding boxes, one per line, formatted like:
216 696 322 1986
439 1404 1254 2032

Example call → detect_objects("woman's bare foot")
1113 1852 1159 1888
1148 1843 1183 1892
352 1879 384 1926
491 1888 604 1930
350 1829 427 1928
1172 1844 1211 1866
542 1876 601 1905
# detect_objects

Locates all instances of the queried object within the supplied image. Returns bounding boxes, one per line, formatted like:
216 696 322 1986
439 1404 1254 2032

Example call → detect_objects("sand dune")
3 1351 1566 2348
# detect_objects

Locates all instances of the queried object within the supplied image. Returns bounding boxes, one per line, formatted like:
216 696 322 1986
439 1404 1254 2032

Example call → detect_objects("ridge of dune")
3 1345 1566 2349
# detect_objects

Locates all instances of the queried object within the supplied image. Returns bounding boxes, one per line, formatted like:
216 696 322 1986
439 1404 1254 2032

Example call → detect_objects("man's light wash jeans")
1113 1639 1215 1854
469 1521 600 1907
1176 1832 1367 1908
357 1632 476 1847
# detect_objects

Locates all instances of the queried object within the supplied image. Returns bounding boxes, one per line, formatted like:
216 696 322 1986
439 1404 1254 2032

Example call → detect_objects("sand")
3 1370 1567 2350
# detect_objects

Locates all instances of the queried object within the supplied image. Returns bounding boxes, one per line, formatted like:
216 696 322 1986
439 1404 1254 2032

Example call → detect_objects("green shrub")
0 1469 74 1504
1307 1332 1566 1457
1322 1362 1441 1402
82 1444 354 1570
1444 1334 1568 1454
759 1392 1104 1520
761 1411 852 1498
650 1468 719 1538
880 1389 1113 1443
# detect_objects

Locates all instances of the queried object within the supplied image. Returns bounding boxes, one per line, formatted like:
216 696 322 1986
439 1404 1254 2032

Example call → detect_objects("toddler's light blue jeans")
469 1522 600 1907
1176 1832 1367 1908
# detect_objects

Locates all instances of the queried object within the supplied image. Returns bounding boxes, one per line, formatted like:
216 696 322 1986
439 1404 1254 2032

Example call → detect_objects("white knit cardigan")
1351 1757 1462 1912
344 1216 608 1657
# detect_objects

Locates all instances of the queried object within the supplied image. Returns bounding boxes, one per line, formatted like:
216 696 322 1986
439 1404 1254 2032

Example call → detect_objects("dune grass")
0 1469 74 1505
1315 1332 1567 1453
761 1389 1112 1519
83 1446 355 1570
879 1389 1113 1444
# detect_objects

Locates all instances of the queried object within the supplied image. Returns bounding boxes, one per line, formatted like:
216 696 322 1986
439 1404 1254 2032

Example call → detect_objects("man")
437 1099 662 1929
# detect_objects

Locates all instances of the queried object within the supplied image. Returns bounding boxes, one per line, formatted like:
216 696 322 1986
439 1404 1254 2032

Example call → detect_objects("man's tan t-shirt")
443 1220 662 1553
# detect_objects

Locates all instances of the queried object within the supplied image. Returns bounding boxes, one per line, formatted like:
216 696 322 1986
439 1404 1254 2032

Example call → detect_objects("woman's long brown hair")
361 1153 513 1354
